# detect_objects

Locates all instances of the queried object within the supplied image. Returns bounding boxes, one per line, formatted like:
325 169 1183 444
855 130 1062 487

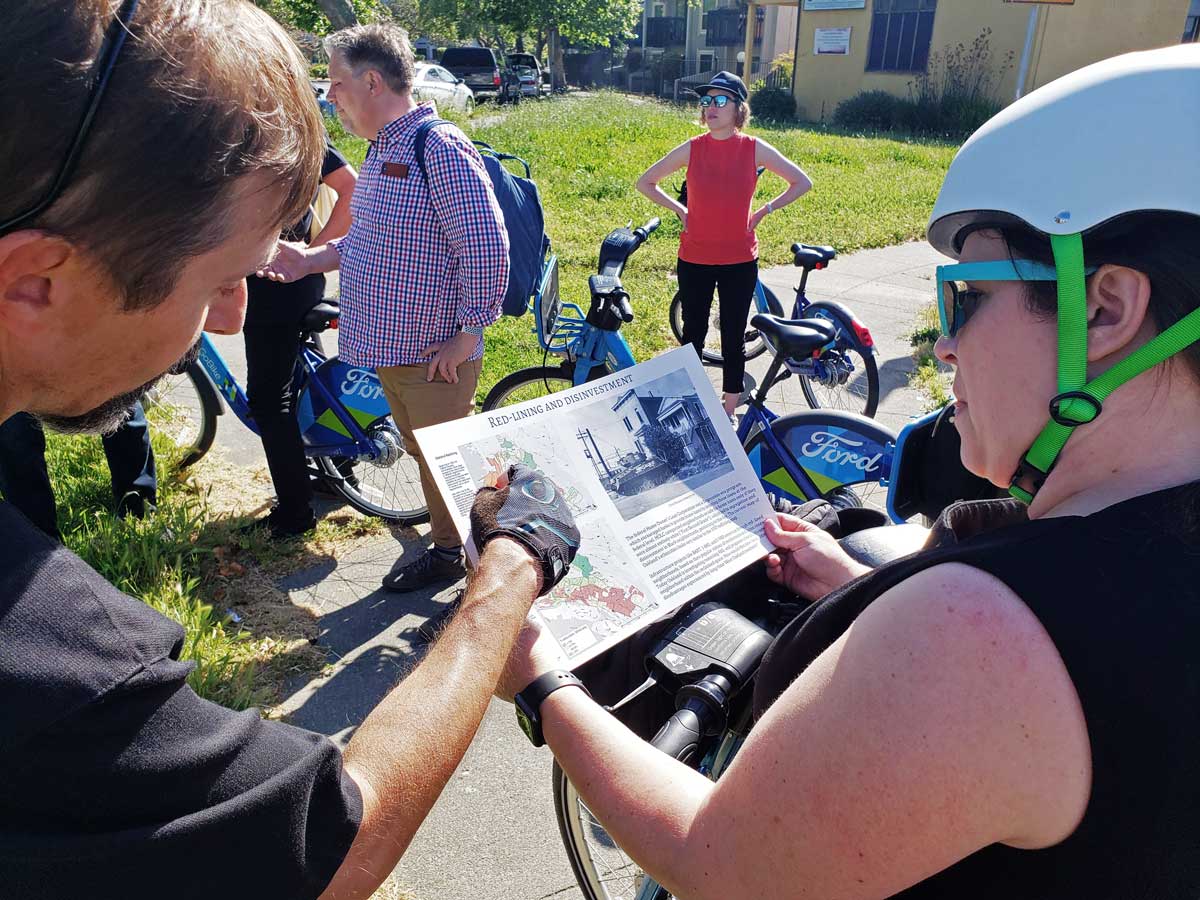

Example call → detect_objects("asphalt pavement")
206 239 946 899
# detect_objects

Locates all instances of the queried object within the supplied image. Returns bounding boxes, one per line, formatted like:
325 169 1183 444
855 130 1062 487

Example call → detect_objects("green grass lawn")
329 91 957 400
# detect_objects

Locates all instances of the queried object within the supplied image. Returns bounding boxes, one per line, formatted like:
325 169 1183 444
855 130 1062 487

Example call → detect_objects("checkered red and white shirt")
332 104 509 368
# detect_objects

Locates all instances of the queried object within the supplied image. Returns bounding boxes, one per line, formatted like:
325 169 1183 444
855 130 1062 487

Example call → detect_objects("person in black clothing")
495 45 1200 898
0 4 575 899
0 405 156 540
242 141 356 537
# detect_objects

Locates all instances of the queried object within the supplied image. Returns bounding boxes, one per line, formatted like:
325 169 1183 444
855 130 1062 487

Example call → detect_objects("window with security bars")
866 0 937 73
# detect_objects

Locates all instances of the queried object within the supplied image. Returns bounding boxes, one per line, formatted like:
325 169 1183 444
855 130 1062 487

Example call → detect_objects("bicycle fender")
297 357 391 447
803 299 876 352
745 410 896 506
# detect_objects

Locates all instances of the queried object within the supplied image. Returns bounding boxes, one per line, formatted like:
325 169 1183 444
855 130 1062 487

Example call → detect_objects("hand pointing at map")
471 464 582 596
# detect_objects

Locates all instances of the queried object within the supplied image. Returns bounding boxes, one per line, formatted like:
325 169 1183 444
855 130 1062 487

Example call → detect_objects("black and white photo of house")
573 368 734 521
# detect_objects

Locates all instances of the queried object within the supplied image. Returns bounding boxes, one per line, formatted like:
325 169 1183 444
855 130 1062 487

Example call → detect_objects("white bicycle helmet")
927 43 1200 503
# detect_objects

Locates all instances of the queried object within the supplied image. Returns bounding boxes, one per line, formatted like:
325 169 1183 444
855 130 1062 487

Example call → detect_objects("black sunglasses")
0 0 139 235
699 95 732 108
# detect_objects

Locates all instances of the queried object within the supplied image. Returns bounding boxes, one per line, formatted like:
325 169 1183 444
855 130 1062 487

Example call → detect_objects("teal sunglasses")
936 259 1098 338
699 95 732 108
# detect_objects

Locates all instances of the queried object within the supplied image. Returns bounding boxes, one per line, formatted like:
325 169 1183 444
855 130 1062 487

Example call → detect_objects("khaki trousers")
375 359 481 549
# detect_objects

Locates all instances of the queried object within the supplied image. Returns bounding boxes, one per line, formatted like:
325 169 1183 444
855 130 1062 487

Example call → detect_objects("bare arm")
257 240 340 283
319 539 541 899
749 138 814 230
530 564 1091 899
635 141 691 224
309 163 358 249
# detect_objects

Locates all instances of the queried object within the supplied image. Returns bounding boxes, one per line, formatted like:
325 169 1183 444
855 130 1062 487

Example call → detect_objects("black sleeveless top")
753 483 1200 898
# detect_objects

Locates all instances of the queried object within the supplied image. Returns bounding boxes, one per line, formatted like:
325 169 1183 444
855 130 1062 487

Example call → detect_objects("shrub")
751 85 796 122
770 51 795 86
310 62 328 79
832 90 902 131
833 29 1014 138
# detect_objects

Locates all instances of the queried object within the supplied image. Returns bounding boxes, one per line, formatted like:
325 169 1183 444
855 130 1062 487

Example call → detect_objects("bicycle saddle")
790 243 837 270
300 301 339 332
751 314 836 358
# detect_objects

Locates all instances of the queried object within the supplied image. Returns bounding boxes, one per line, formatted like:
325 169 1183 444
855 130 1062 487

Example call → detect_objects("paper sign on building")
814 26 852 55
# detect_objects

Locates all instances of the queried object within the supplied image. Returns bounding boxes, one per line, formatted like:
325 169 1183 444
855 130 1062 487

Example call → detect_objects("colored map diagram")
459 430 660 664
460 429 597 517
535 520 658 663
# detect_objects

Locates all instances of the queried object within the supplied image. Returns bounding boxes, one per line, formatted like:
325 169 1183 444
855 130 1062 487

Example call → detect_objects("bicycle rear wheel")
796 342 880 418
314 419 429 525
669 285 783 366
143 361 220 470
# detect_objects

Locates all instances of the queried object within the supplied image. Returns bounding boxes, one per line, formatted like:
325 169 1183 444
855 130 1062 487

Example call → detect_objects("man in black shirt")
0 3 572 897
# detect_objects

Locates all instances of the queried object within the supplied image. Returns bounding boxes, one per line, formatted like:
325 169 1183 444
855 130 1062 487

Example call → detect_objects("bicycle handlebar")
649 672 732 764
614 293 634 323
634 217 661 241
650 701 707 763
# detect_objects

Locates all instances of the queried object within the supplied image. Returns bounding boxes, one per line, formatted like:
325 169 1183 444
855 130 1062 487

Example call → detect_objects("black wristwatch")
514 670 588 747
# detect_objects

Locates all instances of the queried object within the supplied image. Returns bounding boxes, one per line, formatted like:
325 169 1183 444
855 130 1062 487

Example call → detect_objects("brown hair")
325 23 415 96
0 0 324 310
697 98 751 129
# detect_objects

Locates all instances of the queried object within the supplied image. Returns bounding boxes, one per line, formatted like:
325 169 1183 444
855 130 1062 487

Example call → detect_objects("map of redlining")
534 520 658 662
459 430 657 663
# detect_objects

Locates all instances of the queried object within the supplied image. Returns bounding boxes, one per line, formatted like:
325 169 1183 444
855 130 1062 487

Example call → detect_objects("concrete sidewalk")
207 239 946 899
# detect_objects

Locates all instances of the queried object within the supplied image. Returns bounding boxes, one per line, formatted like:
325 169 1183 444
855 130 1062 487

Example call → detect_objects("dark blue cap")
693 70 748 103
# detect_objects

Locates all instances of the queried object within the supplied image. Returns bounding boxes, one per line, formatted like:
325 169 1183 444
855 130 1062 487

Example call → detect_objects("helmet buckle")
1048 391 1102 427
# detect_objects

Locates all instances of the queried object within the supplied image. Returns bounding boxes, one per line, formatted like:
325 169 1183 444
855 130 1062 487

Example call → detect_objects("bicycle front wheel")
143 361 220 470
669 285 783 366
554 761 672 900
481 363 610 411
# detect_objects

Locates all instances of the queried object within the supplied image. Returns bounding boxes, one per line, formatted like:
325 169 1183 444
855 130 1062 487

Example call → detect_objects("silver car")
412 62 476 114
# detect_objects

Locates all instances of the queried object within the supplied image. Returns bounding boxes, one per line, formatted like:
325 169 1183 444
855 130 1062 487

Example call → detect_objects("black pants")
243 323 314 523
676 258 759 395
0 404 157 541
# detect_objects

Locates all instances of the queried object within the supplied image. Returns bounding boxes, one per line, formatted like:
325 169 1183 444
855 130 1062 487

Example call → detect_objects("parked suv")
439 46 520 104
507 52 549 97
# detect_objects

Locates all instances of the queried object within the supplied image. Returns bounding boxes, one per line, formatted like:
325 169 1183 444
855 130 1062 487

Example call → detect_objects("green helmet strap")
1010 232 1200 504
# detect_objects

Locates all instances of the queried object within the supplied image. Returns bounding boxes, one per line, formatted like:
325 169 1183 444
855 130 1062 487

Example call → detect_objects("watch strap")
514 670 588 746
461 323 485 337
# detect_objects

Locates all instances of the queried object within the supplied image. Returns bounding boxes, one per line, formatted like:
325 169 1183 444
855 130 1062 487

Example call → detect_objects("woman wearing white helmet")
500 44 1200 897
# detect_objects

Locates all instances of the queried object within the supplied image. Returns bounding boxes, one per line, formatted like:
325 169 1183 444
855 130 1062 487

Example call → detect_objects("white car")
412 62 476 114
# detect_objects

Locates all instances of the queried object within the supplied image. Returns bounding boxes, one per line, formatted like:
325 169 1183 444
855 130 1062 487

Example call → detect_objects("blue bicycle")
668 242 880 417
480 218 660 410
143 303 428 523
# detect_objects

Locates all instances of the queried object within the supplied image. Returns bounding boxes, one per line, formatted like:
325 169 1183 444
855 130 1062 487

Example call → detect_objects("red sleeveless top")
678 131 758 265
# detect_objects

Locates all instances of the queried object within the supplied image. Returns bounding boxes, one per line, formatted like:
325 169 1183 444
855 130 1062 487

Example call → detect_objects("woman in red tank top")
635 71 812 421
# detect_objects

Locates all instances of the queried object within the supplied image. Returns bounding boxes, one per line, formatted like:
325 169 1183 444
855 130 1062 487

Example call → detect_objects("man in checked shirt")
265 24 510 592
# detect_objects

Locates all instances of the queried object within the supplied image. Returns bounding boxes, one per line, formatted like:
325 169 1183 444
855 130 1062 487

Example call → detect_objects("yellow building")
779 0 1195 122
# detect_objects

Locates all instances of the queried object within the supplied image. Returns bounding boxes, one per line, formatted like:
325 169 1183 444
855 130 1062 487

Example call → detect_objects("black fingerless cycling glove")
471 463 581 595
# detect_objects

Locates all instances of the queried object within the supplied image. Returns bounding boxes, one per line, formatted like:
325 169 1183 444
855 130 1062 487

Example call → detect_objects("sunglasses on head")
699 95 732 108
0 0 139 236
935 259 1098 338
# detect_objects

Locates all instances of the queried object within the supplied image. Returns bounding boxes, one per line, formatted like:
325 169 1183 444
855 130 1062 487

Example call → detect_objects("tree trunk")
549 26 566 92
317 0 358 30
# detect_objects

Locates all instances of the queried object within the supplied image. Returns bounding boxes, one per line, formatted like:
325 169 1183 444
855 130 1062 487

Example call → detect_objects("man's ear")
0 232 74 327
1085 264 1153 364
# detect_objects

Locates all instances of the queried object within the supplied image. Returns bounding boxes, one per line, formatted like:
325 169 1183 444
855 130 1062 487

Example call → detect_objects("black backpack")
413 118 548 317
